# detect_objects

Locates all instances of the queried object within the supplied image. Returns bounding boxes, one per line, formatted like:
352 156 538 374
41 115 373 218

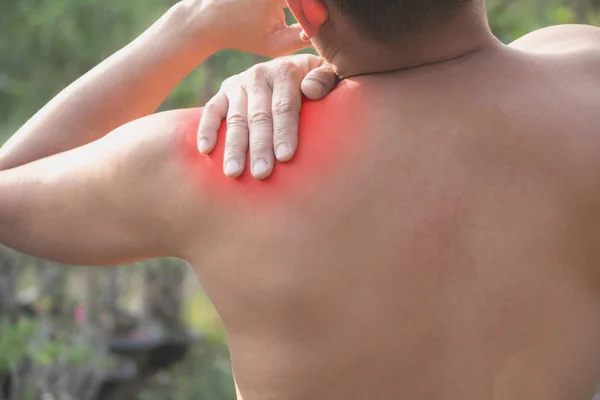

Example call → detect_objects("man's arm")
0 0 310 172
0 109 206 266
0 6 204 171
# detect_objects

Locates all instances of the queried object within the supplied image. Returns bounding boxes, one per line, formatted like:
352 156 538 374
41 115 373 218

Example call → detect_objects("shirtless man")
3 0 600 398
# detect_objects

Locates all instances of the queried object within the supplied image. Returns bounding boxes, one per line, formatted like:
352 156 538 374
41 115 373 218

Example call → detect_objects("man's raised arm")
0 0 321 173
0 0 341 265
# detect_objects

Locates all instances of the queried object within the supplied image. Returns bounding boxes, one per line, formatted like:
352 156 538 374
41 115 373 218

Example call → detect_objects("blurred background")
1 0 600 399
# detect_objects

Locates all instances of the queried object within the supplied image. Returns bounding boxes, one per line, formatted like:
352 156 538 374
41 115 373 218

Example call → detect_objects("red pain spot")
178 81 366 203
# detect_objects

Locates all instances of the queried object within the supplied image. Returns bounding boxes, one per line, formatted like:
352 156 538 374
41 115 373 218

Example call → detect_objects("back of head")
326 0 474 42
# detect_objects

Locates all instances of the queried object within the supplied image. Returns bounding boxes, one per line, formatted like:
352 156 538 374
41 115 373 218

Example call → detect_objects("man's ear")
286 0 329 39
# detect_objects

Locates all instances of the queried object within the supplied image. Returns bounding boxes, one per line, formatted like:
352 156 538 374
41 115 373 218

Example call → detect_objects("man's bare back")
3 0 600 398
180 26 600 400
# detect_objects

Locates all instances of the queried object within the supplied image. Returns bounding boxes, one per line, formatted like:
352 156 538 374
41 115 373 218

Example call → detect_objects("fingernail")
275 144 290 160
252 159 269 177
225 160 241 176
198 138 210 153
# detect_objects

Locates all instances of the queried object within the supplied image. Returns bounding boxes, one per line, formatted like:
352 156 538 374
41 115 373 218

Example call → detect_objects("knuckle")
224 142 246 156
248 80 269 98
249 64 268 82
274 60 296 77
273 128 292 143
226 112 247 127
222 75 242 92
247 109 273 126
204 101 219 115
272 97 296 117
249 140 272 155
221 77 234 90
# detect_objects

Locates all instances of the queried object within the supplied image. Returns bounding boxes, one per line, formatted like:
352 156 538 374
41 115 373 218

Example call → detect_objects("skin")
0 0 336 177
3 1 600 400
197 54 338 178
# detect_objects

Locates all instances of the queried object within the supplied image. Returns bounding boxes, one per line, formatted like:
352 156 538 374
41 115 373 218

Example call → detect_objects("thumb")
301 63 339 100
266 24 312 57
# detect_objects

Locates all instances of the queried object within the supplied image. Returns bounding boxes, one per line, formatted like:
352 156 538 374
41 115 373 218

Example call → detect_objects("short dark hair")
326 0 473 41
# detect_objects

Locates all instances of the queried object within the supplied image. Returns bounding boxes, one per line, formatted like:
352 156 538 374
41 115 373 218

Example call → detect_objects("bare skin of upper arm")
0 80 364 267
0 108 211 266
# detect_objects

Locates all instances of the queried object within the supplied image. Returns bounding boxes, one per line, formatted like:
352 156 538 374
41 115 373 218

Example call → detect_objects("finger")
272 62 303 163
198 91 228 154
267 24 312 57
301 63 339 100
247 67 276 180
223 89 249 178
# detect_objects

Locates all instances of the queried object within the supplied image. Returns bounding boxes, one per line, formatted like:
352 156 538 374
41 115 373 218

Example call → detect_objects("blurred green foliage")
0 317 106 371
1 0 600 398
0 318 39 371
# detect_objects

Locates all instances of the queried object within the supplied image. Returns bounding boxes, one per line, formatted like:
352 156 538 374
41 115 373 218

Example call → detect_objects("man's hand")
177 0 310 57
197 54 338 179
0 0 313 172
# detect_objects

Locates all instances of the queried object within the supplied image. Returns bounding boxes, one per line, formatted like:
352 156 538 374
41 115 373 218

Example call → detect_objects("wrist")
163 2 223 57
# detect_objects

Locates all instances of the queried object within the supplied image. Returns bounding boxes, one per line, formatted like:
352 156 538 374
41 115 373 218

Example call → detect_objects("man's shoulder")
300 79 367 114
510 24 600 56
297 77 372 141
509 25 600 86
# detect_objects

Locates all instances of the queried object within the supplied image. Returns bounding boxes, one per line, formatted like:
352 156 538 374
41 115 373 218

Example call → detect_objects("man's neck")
315 3 501 79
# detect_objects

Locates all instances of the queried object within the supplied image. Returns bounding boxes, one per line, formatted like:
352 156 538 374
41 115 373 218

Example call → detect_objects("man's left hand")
197 54 338 179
